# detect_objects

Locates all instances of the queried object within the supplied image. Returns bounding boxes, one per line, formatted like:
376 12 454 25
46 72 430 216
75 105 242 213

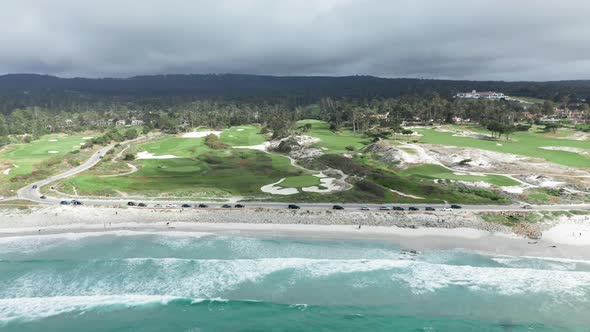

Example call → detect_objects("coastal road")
15 144 590 213
17 145 114 203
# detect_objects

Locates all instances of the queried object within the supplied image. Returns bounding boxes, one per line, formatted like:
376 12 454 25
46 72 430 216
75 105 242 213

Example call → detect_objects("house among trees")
115 120 126 127
456 90 506 100
131 118 144 126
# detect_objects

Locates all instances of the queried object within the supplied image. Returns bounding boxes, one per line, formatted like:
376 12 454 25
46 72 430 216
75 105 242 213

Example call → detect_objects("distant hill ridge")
1 73 590 100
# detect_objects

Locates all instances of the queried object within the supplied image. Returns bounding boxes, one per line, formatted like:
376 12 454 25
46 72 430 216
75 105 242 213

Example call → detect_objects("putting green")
0 134 89 177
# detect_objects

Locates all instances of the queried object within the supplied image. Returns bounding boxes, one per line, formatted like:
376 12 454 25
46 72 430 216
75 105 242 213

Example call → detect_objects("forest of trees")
0 74 589 147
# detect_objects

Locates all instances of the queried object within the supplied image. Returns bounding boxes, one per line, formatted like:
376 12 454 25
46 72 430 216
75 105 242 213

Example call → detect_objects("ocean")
0 230 589 331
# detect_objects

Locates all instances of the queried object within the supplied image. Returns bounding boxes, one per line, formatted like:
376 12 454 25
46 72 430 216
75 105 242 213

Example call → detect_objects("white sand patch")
540 146 590 156
48 139 58 142
136 151 179 160
543 222 590 246
260 178 299 195
82 136 94 140
234 141 271 152
559 132 590 141
48 151 59 154
457 181 492 188
79 143 85 145
302 171 349 193
395 143 441 165
181 130 222 138
389 189 425 200
236 129 245 132
496 143 503 146
538 180 565 188
501 186 526 194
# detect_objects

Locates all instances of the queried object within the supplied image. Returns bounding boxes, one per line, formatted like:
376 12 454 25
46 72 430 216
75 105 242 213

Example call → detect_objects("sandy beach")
1 205 590 260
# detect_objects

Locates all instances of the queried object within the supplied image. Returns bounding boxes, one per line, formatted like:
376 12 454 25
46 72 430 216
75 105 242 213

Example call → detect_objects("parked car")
425 206 435 211
234 204 245 208
60 200 70 205
450 204 462 209
154 204 163 208
138 203 147 207
379 206 391 211
442 207 453 211
198 204 209 208
71 200 82 205
522 204 533 210
32 185 38 189
166 203 177 208
222 204 232 208
392 206 405 211
181 204 192 208
360 206 370 211
127 201 136 206
288 204 301 209
408 207 419 211
40 195 47 199
332 205 344 210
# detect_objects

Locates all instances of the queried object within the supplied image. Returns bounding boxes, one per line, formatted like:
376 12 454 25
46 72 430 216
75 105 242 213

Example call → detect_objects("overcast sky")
1 0 589 80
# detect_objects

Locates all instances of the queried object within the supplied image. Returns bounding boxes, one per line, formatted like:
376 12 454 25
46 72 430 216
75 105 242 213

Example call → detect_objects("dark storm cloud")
1 0 589 80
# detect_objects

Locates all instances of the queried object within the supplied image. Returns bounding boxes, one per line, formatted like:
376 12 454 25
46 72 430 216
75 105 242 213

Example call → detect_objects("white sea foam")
0 230 213 254
0 295 179 322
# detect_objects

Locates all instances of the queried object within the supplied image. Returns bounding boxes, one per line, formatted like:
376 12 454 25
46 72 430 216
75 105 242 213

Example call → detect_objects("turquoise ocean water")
0 230 589 331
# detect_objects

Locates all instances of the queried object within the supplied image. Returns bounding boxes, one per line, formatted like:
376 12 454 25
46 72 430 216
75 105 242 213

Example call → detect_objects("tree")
544 123 560 134
123 153 136 161
124 128 138 140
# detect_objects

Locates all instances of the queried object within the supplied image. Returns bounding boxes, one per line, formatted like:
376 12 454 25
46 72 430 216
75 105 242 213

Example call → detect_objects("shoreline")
1 206 590 260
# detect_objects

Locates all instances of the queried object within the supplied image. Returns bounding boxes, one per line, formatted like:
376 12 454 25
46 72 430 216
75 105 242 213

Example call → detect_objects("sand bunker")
48 139 58 142
235 142 271 152
48 151 59 154
136 151 179 159
302 171 350 193
540 146 590 156
260 178 299 195
236 129 245 132
182 130 223 138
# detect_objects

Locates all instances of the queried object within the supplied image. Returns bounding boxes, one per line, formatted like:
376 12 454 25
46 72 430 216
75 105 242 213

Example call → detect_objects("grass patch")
296 120 371 154
413 126 590 169
279 175 321 188
220 125 266 146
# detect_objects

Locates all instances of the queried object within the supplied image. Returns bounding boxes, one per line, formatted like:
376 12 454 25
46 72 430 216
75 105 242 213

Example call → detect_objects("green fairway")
220 125 266 146
398 164 520 186
62 149 306 197
296 120 371 153
414 127 590 169
0 134 90 177
279 175 321 188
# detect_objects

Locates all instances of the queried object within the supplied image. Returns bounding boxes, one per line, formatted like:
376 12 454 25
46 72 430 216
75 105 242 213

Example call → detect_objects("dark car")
288 204 301 209
40 195 47 199
138 203 147 207
450 204 462 209
222 204 232 208
127 201 136 206
408 207 419 211
234 204 245 208
71 200 82 205
60 200 70 205
198 204 209 208
332 205 344 210
181 204 192 208
392 206 405 211
425 206 436 211
32 185 38 189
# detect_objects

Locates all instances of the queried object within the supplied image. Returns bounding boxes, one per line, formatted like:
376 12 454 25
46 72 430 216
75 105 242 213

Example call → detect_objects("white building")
456 90 505 100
